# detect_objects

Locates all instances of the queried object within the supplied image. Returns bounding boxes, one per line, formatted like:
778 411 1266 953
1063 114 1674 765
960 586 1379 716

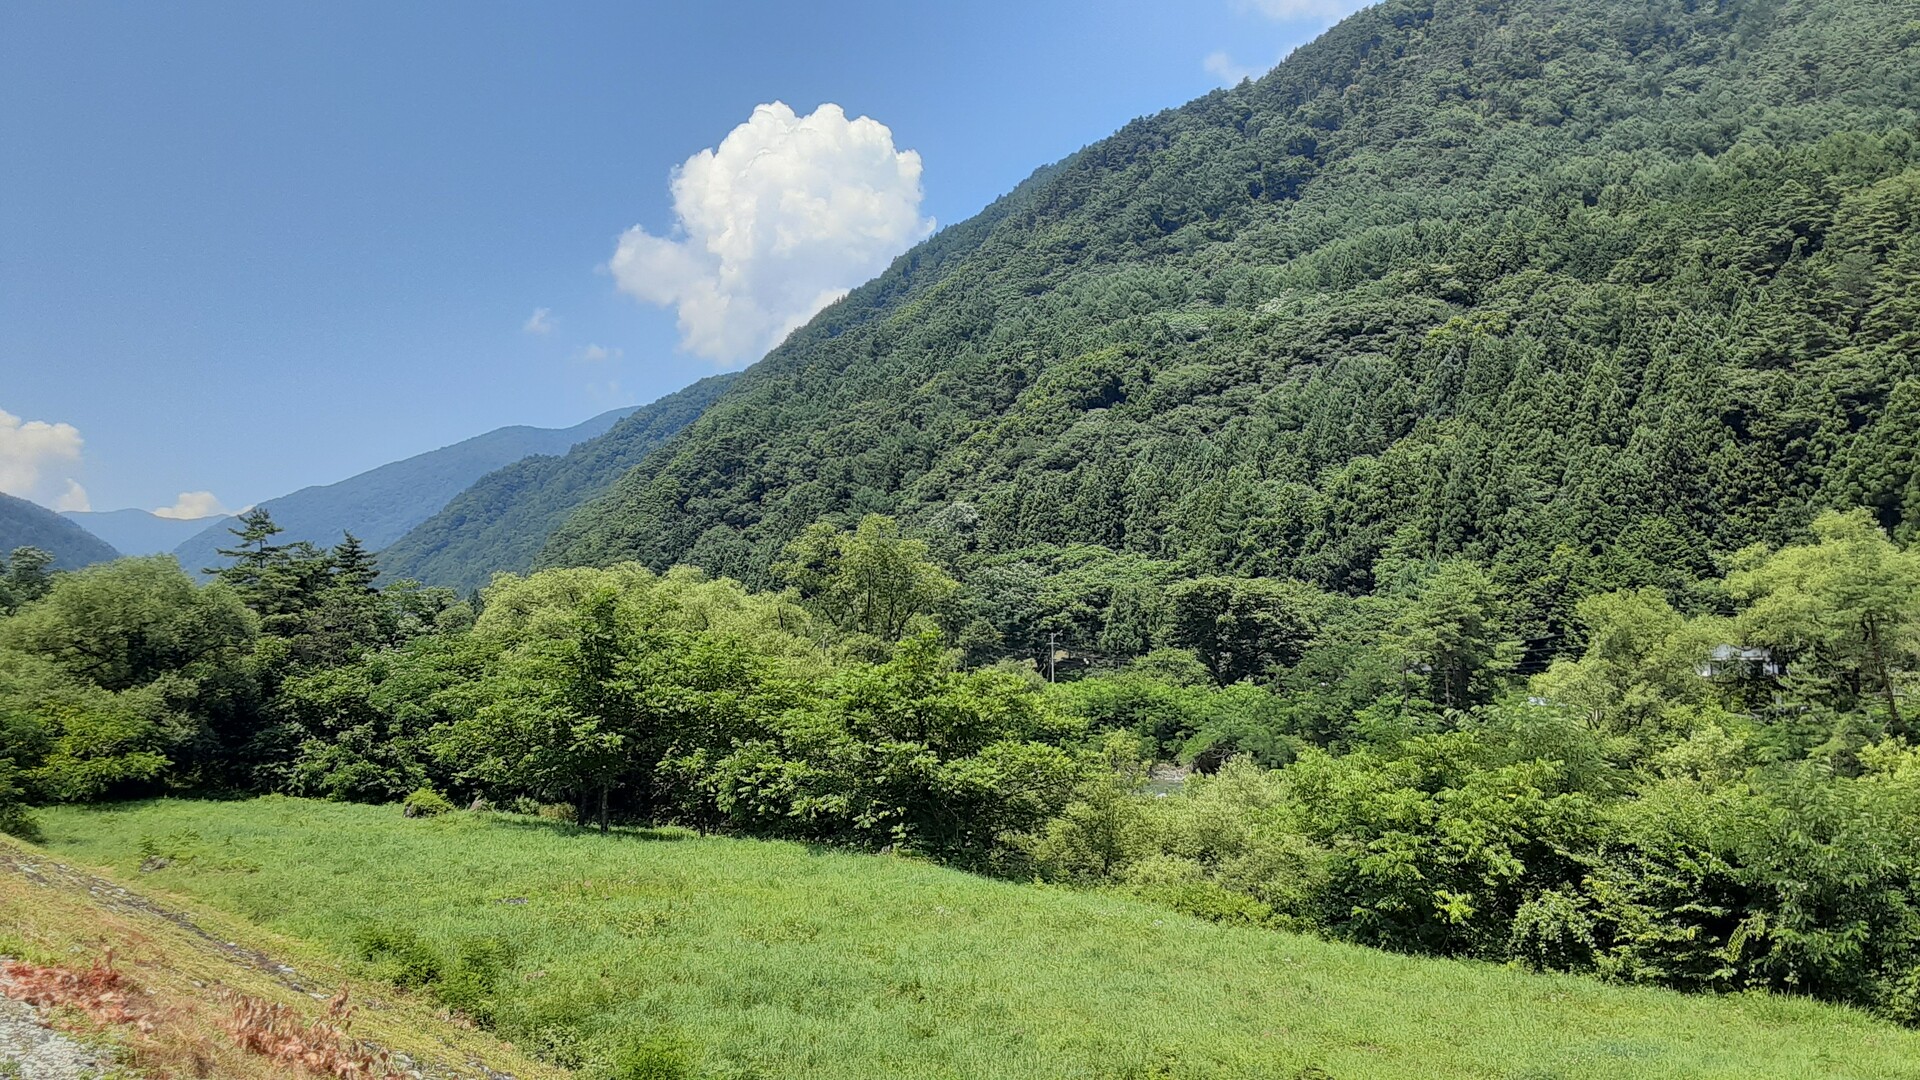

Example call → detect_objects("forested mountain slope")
173 405 638 574
0 492 119 569
379 373 736 591
544 0 1920 655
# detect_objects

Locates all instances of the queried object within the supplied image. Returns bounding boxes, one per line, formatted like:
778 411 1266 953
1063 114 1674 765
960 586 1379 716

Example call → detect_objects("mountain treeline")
379 374 737 592
540 0 1920 671
0 493 120 570
171 404 643 578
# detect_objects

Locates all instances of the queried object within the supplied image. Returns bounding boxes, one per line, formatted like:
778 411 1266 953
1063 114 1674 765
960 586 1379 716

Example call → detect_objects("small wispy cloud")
523 307 554 334
1206 0 1369 85
153 490 232 520
1237 0 1368 22
1204 51 1264 85
54 479 90 513
578 343 622 362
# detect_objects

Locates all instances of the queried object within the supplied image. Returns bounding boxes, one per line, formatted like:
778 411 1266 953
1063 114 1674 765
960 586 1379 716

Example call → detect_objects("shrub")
596 1031 693 1080
350 925 444 989
1120 855 1276 927
537 802 578 824
1508 888 1599 973
0 802 39 842
432 936 515 1024
401 788 455 818
0 760 39 841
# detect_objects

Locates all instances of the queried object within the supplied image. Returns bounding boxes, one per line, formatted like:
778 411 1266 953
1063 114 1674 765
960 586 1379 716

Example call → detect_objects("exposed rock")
0 991 114 1079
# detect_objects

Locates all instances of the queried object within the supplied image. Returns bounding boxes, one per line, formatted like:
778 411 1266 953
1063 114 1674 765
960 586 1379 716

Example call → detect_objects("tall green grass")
33 798 1920 1079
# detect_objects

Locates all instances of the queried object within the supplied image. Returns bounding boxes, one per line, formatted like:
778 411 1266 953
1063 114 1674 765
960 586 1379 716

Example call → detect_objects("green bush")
0 802 39 843
595 1031 694 1080
350 924 445 989
402 787 455 818
1120 855 1277 927
432 935 515 1024
0 760 38 841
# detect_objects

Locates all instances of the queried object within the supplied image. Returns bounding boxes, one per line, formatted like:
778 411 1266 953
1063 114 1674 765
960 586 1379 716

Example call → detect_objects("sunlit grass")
33 797 1920 1079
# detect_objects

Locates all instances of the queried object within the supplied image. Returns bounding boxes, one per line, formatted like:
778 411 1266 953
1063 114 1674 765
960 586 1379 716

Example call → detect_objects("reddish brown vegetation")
3 951 401 1080
1 948 155 1032
221 985 403 1080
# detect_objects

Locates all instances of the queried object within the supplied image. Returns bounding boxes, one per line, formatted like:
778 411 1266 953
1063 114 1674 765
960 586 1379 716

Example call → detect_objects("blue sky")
2 0 1361 517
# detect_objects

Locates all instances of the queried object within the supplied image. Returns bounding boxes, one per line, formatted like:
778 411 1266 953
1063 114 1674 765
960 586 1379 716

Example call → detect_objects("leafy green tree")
1532 589 1728 736
0 547 55 614
1386 561 1520 710
439 584 638 831
1026 731 1153 880
817 632 1081 865
1165 576 1328 685
1729 509 1920 732
0 557 257 798
776 515 957 642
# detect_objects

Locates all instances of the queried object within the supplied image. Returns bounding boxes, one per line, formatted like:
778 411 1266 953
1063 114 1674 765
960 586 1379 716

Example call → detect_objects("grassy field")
27 797 1920 1080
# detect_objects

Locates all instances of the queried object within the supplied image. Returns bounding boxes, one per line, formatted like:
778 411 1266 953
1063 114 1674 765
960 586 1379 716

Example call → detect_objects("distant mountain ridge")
64 508 234 556
0 492 120 569
379 374 737 591
174 406 640 575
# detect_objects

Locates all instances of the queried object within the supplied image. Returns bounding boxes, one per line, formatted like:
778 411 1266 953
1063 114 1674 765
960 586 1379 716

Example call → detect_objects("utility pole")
1047 630 1057 683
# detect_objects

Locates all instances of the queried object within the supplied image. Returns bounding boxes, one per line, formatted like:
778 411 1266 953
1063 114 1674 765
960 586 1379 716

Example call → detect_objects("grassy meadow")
25 797 1920 1080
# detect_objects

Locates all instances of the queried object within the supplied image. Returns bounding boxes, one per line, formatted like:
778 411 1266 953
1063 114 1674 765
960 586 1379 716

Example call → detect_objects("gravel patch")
0 992 113 1079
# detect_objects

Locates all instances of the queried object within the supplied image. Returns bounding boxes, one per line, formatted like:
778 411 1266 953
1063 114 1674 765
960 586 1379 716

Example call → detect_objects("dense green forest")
380 373 737 592
541 0 1920 671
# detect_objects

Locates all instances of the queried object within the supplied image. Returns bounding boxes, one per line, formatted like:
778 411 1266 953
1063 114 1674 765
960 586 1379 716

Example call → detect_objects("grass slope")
33 798 1920 1080
0 834 559 1080
380 374 737 592
0 492 119 570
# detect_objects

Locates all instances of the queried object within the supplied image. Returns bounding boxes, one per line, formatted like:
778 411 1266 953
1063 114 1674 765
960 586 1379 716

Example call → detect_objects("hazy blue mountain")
63 508 234 556
380 374 736 591
174 406 638 575
1 492 120 569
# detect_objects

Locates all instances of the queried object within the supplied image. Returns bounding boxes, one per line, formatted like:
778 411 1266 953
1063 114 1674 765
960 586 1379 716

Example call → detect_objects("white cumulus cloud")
523 307 554 334
610 101 933 366
153 491 232 520
0 406 86 506
54 480 91 513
